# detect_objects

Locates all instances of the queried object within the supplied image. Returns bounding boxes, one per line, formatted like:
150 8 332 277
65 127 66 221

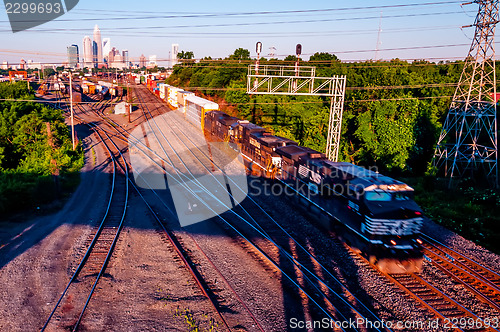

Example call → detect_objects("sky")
0 0 483 66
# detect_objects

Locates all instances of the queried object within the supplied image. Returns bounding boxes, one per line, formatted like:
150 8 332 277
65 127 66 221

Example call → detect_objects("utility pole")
433 0 499 187
69 72 76 150
375 11 383 60
127 69 131 123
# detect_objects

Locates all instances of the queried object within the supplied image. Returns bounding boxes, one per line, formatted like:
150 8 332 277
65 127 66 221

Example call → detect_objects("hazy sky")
0 0 482 65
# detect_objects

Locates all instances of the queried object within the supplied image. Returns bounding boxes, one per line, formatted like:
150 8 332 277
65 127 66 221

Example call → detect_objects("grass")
403 176 500 255
173 307 218 332
91 147 96 166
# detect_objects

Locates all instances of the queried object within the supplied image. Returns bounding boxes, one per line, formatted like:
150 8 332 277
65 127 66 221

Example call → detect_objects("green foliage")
0 81 84 216
229 48 251 61
167 49 469 176
406 177 500 254
177 50 195 60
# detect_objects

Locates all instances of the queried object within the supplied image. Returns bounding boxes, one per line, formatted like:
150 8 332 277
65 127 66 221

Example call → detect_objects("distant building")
92 41 98 67
102 37 111 63
19 59 26 70
122 49 129 68
67 44 79 69
148 55 157 68
93 24 104 67
83 36 93 68
139 54 146 68
27 60 42 69
1 61 9 70
171 43 179 67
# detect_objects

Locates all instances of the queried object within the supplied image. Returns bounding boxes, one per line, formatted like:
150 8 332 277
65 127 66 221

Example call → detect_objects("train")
142 79 425 273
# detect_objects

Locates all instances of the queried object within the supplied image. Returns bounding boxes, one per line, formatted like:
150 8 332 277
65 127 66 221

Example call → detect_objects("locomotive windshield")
365 191 391 201
364 190 413 202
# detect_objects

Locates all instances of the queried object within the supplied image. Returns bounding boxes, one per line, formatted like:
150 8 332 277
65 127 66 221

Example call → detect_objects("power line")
1 10 469 32
72 1 463 17
0 94 453 106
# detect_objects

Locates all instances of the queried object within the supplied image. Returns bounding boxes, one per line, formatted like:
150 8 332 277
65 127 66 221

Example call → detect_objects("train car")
203 111 239 142
167 86 182 108
96 86 109 101
201 107 424 273
243 132 298 176
177 91 195 110
273 146 424 273
230 120 266 146
184 95 219 129
159 83 169 100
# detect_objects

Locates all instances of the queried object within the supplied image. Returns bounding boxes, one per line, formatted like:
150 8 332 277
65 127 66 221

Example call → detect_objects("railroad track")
69 89 255 331
132 84 390 331
41 100 129 331
334 239 499 332
421 234 500 313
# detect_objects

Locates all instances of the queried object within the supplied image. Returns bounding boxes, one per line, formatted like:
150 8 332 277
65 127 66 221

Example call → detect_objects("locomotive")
203 110 424 273
143 79 424 273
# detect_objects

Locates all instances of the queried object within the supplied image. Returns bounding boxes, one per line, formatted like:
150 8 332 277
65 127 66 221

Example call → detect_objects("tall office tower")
83 36 93 68
122 49 129 67
171 43 179 67
93 24 104 67
139 54 146 68
67 44 79 69
102 38 111 63
148 55 157 67
92 41 98 67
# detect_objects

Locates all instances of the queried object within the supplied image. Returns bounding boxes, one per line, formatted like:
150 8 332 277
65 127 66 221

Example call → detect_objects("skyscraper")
82 36 93 68
148 55 157 68
67 44 79 69
93 24 103 67
122 49 129 68
92 40 98 68
139 54 146 68
102 38 111 63
171 43 179 67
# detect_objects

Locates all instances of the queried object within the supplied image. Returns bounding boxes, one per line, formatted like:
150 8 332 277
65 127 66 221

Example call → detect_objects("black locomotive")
202 109 424 273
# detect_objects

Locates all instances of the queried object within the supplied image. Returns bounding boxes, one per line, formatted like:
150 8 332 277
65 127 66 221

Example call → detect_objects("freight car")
145 84 425 273
202 109 424 273
95 86 109 101
184 95 219 128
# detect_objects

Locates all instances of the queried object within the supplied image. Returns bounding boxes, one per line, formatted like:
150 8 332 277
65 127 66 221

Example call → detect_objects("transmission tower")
433 0 499 187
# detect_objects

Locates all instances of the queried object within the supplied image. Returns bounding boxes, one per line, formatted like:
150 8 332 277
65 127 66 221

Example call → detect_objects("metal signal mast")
247 43 346 161
433 0 499 187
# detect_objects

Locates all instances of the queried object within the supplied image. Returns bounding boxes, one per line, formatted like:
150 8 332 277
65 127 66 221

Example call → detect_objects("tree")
43 67 55 78
309 52 338 67
177 50 195 60
229 48 251 61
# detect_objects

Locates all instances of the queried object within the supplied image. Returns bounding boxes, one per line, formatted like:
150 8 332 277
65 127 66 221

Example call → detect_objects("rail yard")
0 73 497 332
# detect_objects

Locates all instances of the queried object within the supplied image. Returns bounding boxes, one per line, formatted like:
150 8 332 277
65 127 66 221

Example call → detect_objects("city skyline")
0 1 484 66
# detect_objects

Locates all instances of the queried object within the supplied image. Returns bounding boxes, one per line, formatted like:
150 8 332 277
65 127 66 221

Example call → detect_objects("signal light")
390 240 397 246
415 211 422 216
416 238 423 245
